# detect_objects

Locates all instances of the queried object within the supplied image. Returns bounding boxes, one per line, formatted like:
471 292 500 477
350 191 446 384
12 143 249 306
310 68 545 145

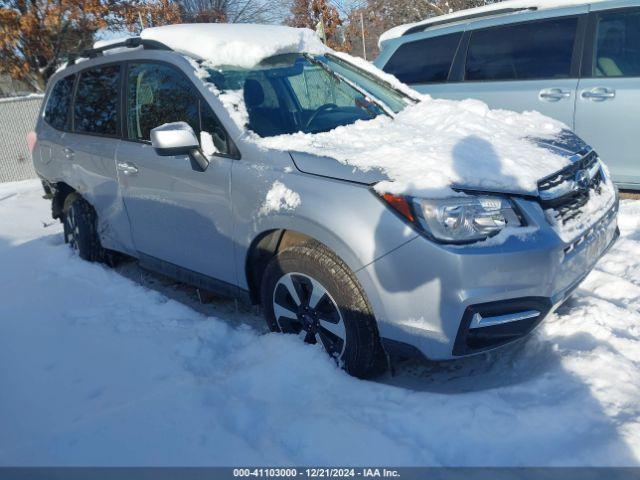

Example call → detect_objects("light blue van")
375 0 640 189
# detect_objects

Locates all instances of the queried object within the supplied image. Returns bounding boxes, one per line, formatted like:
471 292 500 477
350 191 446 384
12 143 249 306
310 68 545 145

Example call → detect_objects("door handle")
539 88 572 101
116 162 139 176
581 87 615 101
63 147 74 159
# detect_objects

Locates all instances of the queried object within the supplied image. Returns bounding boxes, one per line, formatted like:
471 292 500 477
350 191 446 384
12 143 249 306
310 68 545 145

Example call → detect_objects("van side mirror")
150 122 209 171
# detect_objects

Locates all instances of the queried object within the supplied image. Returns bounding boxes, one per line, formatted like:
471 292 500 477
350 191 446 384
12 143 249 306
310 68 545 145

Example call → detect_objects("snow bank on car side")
260 181 301 215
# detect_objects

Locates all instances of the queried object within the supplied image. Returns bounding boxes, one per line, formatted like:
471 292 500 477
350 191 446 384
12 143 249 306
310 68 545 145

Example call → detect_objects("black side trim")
139 253 251 304
381 338 426 361
453 297 552 356
68 38 172 65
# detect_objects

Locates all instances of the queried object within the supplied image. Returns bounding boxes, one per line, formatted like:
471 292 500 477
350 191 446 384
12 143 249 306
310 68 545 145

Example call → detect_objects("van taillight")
27 131 37 155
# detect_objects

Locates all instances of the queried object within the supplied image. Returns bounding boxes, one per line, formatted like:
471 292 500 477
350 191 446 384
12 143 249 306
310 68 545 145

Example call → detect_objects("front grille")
538 150 604 224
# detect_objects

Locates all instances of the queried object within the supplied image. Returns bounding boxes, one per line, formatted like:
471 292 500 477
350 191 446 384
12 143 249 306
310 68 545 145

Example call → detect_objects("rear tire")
261 240 385 378
62 194 109 263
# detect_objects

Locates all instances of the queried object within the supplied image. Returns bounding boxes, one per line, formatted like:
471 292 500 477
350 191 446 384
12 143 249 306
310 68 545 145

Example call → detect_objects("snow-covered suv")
32 23 619 377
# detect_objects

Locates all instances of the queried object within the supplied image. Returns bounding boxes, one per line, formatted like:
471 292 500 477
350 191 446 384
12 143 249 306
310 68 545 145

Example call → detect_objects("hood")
290 129 589 197
290 152 388 185
256 97 587 199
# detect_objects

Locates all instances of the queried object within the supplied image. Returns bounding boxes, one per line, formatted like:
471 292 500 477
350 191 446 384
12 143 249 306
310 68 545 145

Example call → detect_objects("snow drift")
255 97 571 198
141 24 329 69
1 180 640 466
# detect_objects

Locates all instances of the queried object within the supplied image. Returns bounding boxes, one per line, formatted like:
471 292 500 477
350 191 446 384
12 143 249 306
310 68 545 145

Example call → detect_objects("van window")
44 74 75 131
74 65 120 136
594 9 640 77
383 33 462 84
466 17 578 81
126 62 228 154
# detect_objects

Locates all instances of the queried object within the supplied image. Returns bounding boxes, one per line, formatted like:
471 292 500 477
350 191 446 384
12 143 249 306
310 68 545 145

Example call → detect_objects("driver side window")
126 62 229 154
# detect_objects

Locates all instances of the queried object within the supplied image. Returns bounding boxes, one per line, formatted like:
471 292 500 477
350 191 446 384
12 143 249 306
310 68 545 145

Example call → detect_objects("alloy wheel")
272 272 347 359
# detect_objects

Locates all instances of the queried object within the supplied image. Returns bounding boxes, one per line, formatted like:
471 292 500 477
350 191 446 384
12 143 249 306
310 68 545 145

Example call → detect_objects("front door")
116 61 237 286
575 6 640 187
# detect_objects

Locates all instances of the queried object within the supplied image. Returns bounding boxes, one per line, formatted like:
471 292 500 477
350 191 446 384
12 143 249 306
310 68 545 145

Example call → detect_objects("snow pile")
141 24 329 68
200 131 217 156
1 180 640 466
256 97 569 198
176 31 577 201
260 181 301 215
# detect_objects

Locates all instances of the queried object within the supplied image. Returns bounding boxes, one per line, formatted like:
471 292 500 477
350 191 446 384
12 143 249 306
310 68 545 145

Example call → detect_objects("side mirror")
150 122 209 171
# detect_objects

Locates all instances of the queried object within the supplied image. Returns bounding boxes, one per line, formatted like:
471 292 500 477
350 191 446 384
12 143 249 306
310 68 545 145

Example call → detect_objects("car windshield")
204 53 415 137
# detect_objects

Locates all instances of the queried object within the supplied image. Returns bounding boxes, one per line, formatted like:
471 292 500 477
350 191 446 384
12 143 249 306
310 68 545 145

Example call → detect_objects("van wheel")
62 194 107 263
261 240 385 378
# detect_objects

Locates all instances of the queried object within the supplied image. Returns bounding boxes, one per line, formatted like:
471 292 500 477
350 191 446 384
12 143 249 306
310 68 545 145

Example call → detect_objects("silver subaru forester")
32 25 619 377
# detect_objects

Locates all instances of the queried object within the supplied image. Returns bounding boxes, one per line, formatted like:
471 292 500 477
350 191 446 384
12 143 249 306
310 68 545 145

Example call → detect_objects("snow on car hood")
255 97 576 198
141 24 328 68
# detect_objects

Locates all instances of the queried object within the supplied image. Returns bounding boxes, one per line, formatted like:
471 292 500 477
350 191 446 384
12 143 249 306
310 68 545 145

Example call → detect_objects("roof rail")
402 6 538 36
67 37 172 65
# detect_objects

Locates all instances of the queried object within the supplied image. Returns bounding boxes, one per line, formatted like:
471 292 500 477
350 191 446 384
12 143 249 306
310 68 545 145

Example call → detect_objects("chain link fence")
0 95 43 183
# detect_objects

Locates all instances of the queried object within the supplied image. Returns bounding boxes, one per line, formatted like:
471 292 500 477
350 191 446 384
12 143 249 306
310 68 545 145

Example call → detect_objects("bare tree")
342 0 494 58
176 0 285 23
0 0 180 90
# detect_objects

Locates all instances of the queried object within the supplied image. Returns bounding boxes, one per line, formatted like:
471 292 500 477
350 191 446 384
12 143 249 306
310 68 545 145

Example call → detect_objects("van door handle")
63 147 74 159
581 87 616 101
539 88 572 101
117 162 139 176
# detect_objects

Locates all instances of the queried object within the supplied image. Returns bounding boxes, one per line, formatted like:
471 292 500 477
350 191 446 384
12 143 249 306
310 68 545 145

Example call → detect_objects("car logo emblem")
574 169 591 191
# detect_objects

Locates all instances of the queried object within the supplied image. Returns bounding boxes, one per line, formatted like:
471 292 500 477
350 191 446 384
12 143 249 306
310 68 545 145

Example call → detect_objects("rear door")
116 61 237 287
574 4 640 187
63 63 135 254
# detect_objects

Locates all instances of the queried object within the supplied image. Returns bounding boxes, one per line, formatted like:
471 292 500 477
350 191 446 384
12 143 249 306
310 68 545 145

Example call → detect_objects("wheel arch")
51 181 77 220
244 227 371 306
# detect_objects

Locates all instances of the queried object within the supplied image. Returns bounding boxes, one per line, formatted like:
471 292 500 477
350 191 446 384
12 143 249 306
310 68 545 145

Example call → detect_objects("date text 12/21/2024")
233 469 401 478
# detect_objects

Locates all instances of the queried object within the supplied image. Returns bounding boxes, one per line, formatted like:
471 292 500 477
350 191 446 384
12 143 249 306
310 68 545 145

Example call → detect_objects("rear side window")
383 33 462 84
466 17 578 81
74 65 120 136
594 9 640 77
44 74 75 130
126 62 229 154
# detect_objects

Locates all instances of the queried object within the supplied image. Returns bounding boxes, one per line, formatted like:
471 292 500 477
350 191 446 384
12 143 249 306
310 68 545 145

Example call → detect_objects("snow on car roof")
140 23 329 68
378 0 608 46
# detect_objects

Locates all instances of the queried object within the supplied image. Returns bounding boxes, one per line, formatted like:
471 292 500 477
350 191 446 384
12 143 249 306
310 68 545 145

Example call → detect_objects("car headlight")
380 193 524 244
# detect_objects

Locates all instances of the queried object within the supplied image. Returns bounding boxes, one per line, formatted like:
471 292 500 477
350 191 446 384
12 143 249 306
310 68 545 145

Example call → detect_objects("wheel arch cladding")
245 229 318 304
52 182 77 220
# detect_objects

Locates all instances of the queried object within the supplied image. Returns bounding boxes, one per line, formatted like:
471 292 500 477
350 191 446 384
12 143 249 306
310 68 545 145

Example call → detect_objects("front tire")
261 241 384 378
62 194 107 263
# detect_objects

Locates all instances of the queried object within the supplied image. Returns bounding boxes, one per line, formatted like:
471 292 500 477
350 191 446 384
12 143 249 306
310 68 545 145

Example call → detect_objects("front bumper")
357 198 619 361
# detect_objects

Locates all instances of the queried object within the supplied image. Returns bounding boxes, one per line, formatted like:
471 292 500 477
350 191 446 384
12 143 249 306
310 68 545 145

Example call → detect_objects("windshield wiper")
303 54 395 118
325 53 419 106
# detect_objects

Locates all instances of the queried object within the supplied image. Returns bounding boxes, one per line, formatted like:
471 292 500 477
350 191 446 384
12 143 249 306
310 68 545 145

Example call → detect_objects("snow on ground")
1 179 640 466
